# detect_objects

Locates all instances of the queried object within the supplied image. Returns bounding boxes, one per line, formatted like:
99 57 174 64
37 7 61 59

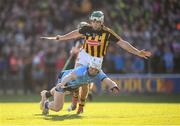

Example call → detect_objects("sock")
45 91 52 98
72 89 79 106
72 96 78 106
45 101 49 109
79 104 84 107
79 98 85 106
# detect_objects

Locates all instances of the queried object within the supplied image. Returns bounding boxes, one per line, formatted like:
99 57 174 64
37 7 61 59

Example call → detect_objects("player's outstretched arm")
41 30 83 42
102 77 119 94
117 39 152 59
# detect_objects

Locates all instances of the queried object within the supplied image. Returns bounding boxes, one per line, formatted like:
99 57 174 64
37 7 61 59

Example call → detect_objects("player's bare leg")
42 90 65 115
67 88 79 111
48 90 65 112
40 87 56 110
40 90 48 110
77 84 89 114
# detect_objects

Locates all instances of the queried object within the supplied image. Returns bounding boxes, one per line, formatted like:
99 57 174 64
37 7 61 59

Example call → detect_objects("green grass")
0 94 180 126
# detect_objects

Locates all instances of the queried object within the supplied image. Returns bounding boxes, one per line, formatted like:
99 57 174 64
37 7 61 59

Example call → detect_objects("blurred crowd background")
0 0 180 94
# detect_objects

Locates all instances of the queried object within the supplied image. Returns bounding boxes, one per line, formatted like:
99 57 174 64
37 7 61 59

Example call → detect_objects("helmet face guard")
89 11 104 23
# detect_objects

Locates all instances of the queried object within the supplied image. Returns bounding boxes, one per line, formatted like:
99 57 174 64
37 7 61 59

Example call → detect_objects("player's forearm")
109 81 118 89
103 78 118 89
56 30 82 41
61 74 73 86
117 40 140 57
61 72 77 86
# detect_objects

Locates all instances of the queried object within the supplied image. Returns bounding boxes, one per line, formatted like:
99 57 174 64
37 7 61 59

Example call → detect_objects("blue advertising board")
107 74 180 94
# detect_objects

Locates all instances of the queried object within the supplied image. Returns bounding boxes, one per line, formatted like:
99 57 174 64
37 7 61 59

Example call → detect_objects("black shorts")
55 72 78 93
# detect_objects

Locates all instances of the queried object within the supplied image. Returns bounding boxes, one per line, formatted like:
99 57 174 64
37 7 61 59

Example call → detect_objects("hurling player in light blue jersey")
40 58 119 115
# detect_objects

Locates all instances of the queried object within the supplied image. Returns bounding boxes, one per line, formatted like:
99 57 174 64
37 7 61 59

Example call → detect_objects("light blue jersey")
56 66 107 92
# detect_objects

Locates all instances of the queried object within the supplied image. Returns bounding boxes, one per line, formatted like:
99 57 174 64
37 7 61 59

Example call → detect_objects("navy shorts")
55 72 78 93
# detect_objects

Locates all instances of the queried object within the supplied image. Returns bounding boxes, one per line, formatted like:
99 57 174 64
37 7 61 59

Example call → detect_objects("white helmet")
89 11 104 23
89 58 102 71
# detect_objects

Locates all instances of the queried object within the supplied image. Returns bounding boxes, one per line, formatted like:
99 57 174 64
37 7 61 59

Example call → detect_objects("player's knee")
54 107 61 112
54 105 63 112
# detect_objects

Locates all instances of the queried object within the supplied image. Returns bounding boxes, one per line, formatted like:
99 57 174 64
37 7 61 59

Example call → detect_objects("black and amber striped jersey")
79 25 120 57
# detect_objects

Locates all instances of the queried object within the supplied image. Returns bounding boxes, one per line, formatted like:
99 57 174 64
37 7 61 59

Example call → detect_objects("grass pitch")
0 94 180 126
